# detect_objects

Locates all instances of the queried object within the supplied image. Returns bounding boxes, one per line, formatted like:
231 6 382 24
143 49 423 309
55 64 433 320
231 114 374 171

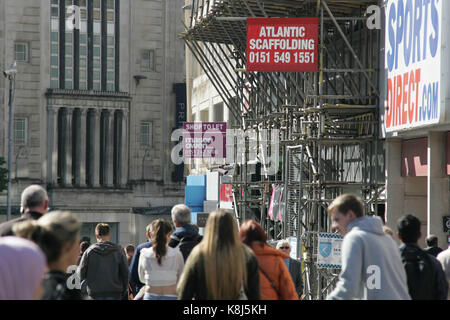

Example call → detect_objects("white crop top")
138 245 184 287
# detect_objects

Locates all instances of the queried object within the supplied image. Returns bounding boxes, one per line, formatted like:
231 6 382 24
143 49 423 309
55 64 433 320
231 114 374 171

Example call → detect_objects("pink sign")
183 122 227 159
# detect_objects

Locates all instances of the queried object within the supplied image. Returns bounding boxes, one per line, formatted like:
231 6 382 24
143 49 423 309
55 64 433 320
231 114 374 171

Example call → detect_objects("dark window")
51 0 119 91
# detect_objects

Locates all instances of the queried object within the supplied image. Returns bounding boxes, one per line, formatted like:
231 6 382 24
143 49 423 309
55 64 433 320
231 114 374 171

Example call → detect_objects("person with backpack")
397 214 448 300
168 204 202 261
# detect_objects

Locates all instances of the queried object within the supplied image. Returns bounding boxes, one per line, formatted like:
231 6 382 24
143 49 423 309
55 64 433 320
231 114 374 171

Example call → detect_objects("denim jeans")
143 293 177 300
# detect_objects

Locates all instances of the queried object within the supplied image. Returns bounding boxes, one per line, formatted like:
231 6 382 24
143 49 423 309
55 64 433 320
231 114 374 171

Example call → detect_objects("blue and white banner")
384 0 442 132
317 233 343 269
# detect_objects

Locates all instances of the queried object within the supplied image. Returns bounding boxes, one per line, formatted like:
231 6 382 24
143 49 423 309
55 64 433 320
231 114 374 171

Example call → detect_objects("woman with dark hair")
13 210 84 300
177 210 260 300
239 220 298 300
138 219 184 300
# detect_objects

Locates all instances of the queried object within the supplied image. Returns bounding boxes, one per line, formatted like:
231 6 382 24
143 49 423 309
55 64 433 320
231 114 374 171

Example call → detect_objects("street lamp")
3 61 17 221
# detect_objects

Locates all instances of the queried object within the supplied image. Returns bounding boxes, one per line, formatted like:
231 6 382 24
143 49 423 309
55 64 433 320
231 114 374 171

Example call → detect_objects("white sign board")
384 0 442 132
287 237 298 260
206 171 219 201
317 233 343 269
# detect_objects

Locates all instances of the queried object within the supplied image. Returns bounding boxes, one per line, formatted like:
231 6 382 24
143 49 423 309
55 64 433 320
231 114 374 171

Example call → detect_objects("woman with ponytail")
13 210 83 300
138 219 184 300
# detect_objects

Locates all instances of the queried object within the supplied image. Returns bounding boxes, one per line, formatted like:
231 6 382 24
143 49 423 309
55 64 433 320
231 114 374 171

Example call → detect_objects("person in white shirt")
138 219 184 300
437 246 450 300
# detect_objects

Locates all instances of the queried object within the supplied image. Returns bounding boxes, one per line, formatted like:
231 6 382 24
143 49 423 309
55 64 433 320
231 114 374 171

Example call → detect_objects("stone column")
121 110 129 187
428 132 448 248
73 109 80 186
79 109 88 187
47 106 59 185
106 109 115 187
385 138 405 245
65 108 74 186
93 109 101 187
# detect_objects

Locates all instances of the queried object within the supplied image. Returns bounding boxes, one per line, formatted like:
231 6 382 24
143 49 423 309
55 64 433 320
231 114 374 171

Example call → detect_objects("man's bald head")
20 185 49 214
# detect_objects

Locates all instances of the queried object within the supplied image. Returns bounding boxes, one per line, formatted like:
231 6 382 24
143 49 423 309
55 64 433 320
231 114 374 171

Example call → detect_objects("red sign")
220 184 233 202
246 18 319 72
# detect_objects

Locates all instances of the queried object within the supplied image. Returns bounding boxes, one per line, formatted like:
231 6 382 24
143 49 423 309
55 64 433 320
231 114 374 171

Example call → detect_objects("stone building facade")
0 0 186 246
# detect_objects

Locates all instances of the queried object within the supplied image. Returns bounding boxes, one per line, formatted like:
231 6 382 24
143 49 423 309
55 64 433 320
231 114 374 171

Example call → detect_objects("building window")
140 121 152 147
14 43 28 62
14 118 27 145
213 102 224 122
106 0 115 91
141 50 155 72
50 0 119 91
79 0 88 90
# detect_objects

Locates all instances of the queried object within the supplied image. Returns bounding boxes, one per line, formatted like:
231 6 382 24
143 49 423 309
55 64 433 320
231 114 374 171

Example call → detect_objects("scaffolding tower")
181 0 385 300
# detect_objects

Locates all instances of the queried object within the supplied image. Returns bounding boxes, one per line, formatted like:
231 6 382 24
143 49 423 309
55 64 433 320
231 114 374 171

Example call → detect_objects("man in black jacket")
424 234 444 257
0 185 49 237
397 215 448 300
277 239 303 298
77 223 129 300
168 204 202 261
128 223 153 297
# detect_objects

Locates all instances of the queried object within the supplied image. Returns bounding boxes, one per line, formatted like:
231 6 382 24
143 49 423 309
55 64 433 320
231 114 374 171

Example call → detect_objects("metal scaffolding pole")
181 0 384 299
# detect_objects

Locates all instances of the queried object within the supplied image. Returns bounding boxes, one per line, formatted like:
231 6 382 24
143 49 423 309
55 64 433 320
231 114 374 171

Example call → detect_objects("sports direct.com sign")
384 0 442 132
246 18 319 72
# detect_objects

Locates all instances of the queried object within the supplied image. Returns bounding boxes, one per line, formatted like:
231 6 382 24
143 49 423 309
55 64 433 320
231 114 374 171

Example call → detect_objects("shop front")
382 0 450 248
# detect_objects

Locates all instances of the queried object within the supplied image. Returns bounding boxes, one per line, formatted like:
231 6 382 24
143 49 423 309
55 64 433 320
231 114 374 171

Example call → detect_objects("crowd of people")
0 185 449 300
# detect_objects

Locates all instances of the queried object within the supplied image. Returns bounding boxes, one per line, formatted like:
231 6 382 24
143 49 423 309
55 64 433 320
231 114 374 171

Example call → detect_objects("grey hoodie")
77 241 129 299
327 216 411 300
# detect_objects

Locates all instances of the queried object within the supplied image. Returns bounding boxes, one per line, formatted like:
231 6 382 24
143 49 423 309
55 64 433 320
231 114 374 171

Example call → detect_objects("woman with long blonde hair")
177 210 260 300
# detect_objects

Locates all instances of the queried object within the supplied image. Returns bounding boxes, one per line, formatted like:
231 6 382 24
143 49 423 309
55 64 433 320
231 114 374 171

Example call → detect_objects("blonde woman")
13 210 83 300
177 210 260 300
138 219 184 300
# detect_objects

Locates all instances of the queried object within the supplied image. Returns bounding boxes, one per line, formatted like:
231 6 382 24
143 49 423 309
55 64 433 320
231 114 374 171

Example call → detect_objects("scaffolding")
181 0 385 300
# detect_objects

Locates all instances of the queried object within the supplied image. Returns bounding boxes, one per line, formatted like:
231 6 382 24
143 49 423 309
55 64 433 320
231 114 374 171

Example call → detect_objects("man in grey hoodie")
77 223 129 300
326 194 411 300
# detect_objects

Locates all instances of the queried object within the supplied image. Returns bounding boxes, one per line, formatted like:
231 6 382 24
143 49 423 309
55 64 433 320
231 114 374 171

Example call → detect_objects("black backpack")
169 234 202 262
401 245 436 300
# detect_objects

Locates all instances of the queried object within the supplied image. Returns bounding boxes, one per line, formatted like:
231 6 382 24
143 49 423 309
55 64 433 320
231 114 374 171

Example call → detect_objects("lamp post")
3 61 17 221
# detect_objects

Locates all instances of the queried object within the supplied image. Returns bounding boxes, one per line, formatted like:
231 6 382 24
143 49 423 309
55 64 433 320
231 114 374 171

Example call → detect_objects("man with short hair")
326 194 410 300
397 215 448 300
77 223 129 300
128 223 153 297
0 185 49 237
168 204 202 261
125 244 135 266
424 234 443 257
276 239 303 298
